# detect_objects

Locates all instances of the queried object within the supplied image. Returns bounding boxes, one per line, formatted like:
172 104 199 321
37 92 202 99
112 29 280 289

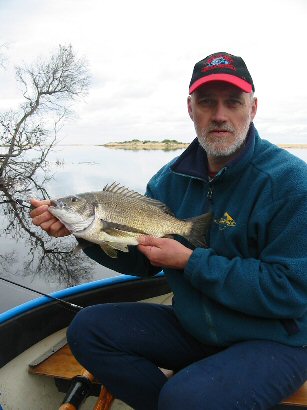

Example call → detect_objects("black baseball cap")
189 52 255 94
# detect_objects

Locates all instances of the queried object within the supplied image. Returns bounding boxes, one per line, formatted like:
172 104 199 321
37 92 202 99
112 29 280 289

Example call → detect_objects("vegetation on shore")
102 139 189 150
1 141 307 150
277 144 307 149
101 139 307 151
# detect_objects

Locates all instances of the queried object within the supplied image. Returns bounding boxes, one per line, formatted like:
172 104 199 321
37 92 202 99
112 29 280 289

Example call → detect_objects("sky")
0 0 306 145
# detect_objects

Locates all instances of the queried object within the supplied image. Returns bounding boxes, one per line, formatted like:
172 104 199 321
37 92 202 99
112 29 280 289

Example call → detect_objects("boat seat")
29 341 307 409
29 339 113 409
29 339 91 381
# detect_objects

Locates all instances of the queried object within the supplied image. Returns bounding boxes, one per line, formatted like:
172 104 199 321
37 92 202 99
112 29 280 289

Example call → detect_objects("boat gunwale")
0 273 164 324
0 273 169 368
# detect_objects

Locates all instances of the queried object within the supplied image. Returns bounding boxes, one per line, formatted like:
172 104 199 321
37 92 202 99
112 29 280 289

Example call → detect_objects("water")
0 146 184 313
0 146 306 313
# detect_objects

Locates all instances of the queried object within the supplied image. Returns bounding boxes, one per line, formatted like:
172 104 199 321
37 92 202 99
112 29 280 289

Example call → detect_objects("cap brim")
189 73 253 94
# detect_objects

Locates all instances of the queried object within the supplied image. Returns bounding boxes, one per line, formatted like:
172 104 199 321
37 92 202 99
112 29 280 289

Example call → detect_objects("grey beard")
197 120 251 157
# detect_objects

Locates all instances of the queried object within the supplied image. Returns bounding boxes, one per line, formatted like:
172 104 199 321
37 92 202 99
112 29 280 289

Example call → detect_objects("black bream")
49 182 212 258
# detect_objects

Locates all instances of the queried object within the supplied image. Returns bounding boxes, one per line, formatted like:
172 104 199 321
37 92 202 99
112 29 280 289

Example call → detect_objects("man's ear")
251 96 258 121
187 96 194 121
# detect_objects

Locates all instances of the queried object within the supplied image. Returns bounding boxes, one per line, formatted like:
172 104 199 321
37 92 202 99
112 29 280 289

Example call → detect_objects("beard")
197 117 251 157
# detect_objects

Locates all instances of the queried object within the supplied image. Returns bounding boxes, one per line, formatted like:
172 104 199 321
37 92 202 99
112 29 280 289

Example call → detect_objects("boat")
0 273 306 410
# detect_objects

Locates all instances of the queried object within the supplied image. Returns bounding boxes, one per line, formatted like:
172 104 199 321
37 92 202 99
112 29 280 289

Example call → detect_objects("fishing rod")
15 199 35 210
0 276 83 313
1 199 83 313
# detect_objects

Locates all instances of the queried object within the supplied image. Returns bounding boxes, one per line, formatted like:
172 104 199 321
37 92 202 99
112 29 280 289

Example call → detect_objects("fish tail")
184 212 212 247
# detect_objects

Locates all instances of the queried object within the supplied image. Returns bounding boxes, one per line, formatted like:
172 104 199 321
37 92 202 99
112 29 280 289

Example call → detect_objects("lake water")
0 145 306 313
0 146 185 313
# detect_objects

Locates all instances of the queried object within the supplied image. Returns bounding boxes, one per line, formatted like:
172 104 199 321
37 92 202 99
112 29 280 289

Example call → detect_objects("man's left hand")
137 236 193 269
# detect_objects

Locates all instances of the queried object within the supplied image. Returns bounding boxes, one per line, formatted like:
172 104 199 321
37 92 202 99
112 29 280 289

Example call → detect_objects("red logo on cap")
202 55 236 72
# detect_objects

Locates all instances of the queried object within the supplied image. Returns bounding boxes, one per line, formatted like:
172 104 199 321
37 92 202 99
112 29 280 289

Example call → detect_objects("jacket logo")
214 212 236 230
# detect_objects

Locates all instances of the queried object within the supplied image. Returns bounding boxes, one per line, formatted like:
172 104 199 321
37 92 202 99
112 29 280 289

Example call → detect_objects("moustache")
206 124 235 133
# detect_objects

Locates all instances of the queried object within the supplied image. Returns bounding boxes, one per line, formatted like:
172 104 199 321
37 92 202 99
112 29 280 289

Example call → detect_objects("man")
31 52 307 409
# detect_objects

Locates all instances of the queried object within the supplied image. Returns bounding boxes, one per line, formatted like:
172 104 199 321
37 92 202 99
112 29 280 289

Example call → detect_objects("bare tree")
0 44 89 180
0 44 94 287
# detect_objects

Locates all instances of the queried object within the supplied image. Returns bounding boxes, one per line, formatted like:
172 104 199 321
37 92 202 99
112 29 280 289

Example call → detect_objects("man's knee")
67 303 124 354
67 306 95 353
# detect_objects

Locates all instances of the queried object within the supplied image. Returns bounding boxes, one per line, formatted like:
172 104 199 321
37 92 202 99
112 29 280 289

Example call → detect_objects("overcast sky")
1 0 306 145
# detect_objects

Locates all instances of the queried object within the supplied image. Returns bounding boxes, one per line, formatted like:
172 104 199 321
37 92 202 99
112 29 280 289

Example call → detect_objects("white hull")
0 329 133 410
0 287 171 410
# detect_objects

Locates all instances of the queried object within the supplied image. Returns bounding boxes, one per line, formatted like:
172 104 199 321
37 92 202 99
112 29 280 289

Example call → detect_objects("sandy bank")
101 142 307 150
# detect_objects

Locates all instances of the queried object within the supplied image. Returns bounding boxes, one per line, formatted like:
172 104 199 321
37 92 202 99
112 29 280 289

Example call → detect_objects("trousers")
67 302 307 410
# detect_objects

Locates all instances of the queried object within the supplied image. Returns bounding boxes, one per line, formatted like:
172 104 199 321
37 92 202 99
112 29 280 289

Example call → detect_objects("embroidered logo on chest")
214 212 236 230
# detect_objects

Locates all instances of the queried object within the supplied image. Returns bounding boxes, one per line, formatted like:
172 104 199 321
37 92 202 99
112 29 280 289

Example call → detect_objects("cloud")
1 0 307 144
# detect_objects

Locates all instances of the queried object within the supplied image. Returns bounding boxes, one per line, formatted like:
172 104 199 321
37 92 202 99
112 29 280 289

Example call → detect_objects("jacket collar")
171 123 257 181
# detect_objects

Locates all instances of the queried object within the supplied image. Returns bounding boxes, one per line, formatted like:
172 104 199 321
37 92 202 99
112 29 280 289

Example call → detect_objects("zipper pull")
207 185 213 200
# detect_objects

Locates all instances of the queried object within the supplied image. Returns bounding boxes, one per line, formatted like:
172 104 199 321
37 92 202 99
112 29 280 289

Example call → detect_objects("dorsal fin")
102 182 174 215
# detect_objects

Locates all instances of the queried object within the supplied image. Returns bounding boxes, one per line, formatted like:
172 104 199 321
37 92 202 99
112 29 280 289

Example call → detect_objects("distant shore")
101 139 189 150
1 142 307 150
101 140 307 150
277 144 307 149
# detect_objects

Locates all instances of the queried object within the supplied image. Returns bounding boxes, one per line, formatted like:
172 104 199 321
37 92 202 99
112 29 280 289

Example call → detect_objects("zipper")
206 167 227 203
207 184 213 201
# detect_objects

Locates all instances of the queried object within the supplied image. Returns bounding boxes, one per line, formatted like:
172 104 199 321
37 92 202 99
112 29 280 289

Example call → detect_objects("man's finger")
30 204 49 218
49 220 70 236
40 218 60 231
32 209 53 225
138 235 162 247
30 198 51 207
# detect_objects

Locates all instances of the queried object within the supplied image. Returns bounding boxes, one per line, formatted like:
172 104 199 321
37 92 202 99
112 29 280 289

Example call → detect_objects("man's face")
187 82 257 158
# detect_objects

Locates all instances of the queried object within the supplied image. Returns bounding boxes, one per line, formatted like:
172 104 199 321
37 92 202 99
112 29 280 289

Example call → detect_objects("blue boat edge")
0 271 165 325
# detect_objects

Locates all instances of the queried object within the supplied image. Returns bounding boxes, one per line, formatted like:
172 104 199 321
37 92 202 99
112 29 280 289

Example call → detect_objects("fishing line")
0 276 83 313
15 199 35 210
1 199 83 312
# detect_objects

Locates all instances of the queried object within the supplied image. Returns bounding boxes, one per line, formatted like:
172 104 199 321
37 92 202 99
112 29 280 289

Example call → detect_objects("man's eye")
198 98 212 105
228 99 242 106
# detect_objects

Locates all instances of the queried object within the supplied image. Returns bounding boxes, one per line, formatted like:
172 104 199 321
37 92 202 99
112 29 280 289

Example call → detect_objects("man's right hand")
30 198 71 237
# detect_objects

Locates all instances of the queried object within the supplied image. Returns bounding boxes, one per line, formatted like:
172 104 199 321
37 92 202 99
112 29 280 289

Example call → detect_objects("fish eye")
71 196 79 202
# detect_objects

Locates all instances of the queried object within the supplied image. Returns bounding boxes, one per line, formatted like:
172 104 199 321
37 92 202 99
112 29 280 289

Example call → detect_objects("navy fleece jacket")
84 124 307 347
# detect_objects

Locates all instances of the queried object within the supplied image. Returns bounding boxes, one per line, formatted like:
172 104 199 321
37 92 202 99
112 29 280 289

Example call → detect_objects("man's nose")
211 102 228 122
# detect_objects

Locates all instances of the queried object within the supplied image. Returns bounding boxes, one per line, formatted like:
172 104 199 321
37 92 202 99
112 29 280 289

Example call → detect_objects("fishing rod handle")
59 404 77 410
59 369 95 410
93 385 114 410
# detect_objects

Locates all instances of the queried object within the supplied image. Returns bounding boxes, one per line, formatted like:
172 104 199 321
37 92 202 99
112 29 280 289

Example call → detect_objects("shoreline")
1 143 307 150
101 142 189 150
102 143 307 150
101 141 307 150
277 144 307 149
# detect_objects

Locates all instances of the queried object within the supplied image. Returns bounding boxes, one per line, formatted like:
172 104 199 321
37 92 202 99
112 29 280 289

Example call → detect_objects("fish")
48 182 212 258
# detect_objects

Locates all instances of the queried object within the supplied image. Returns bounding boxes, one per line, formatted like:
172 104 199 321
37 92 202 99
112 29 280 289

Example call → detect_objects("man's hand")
30 198 70 237
137 236 193 269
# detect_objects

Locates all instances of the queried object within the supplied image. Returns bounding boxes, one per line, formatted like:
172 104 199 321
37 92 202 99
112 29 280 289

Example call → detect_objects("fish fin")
184 212 213 247
102 182 174 215
73 239 94 254
100 243 118 258
105 241 129 253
